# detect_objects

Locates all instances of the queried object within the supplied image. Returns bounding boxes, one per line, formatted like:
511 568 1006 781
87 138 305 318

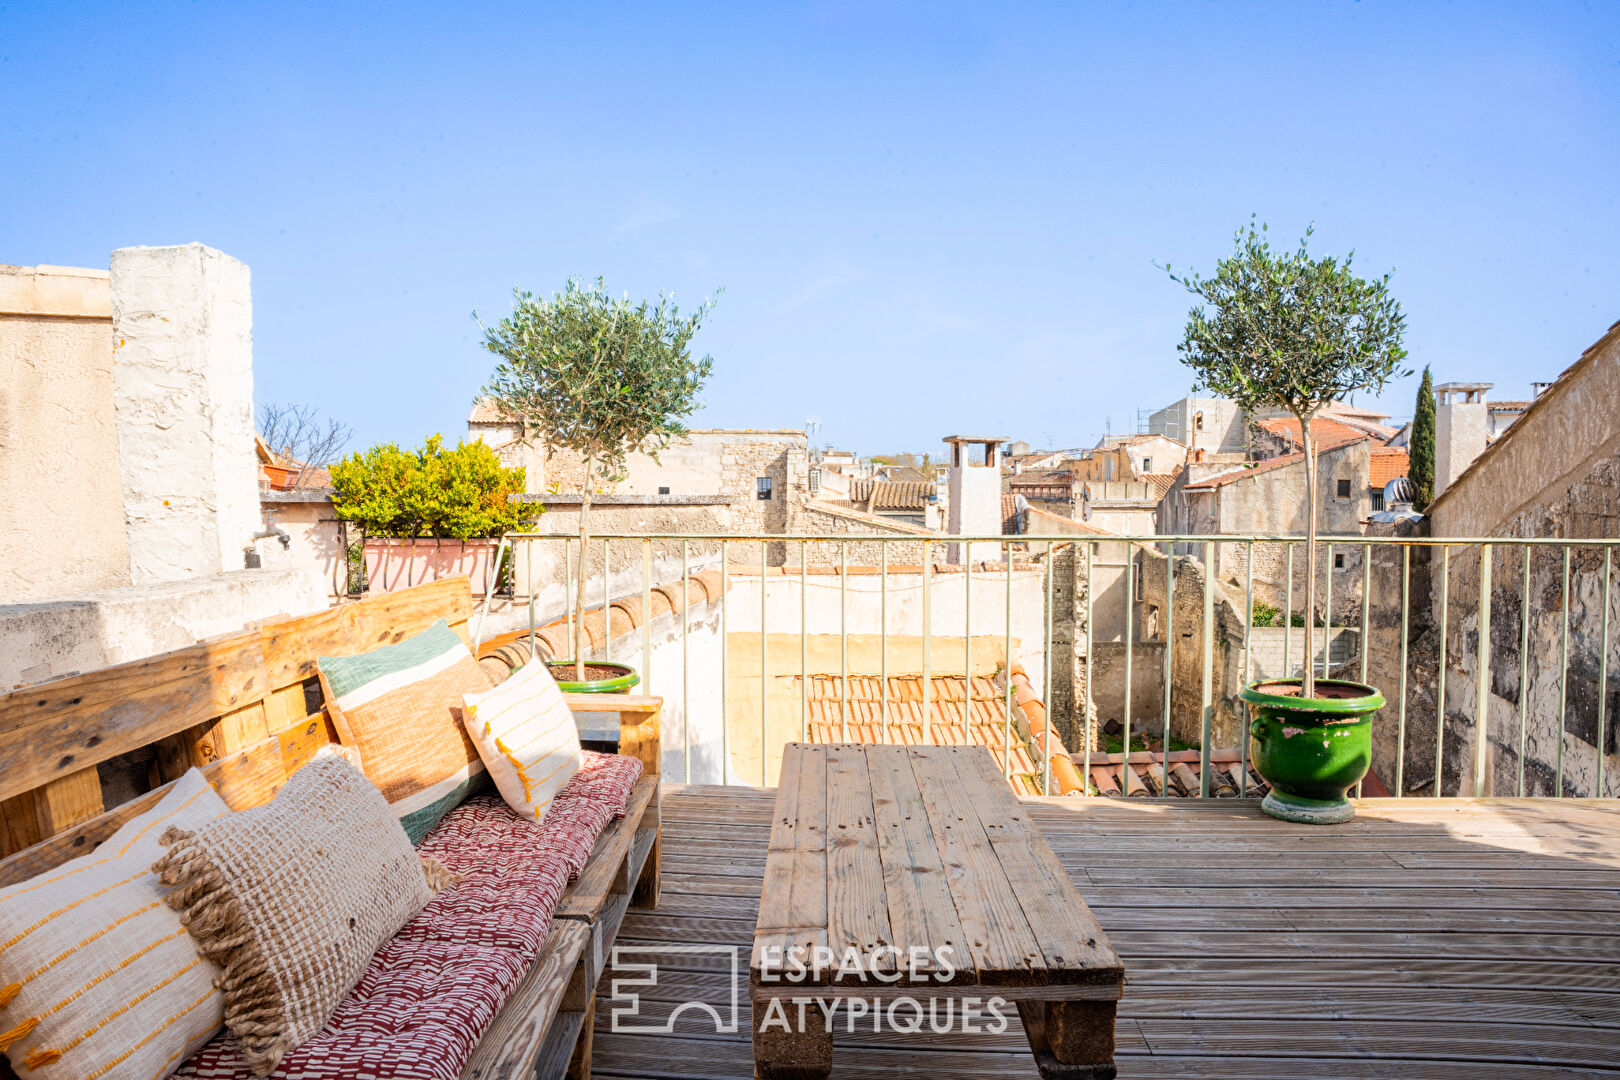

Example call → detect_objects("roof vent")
1383 476 1414 507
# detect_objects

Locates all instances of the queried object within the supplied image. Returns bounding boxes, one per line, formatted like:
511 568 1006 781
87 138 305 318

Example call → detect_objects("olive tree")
1165 221 1407 697
478 278 717 678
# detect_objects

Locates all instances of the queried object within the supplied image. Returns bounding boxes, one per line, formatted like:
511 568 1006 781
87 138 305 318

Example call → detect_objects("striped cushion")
0 769 228 1080
318 619 494 843
461 659 582 825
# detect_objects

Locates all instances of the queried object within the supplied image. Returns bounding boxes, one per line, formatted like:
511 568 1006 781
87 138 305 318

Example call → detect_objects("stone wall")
795 501 933 567
1135 546 1250 750
0 264 130 602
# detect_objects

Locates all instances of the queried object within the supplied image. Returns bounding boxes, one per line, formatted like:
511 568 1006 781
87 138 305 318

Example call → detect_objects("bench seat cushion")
171 750 643 1080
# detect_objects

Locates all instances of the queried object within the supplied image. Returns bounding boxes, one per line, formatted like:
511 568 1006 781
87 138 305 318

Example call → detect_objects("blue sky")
4 1 1616 457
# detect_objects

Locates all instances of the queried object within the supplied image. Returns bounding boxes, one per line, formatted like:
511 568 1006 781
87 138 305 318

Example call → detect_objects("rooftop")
1370 446 1410 490
605 786 1620 1078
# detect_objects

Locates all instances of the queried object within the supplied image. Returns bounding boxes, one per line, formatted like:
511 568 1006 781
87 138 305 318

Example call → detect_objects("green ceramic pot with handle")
545 660 641 694
1241 678 1384 825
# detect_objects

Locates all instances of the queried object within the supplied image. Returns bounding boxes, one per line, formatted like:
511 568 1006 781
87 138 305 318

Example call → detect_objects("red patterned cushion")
173 751 643 1080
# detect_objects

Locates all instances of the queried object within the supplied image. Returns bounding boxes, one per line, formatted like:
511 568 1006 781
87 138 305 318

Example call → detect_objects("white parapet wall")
111 243 261 584
0 567 326 691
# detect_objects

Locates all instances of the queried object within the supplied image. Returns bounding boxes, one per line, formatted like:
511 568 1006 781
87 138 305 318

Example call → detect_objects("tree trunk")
575 454 592 681
1300 416 1318 699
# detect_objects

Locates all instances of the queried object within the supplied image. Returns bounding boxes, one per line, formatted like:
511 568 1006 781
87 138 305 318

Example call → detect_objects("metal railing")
472 531 1620 800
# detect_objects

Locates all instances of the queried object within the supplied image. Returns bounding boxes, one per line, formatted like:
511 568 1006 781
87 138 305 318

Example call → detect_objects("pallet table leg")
753 998 831 1080
1017 1000 1117 1080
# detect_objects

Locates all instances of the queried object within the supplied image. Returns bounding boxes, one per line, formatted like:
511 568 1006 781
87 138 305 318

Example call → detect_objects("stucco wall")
0 264 129 602
0 567 325 690
111 244 261 584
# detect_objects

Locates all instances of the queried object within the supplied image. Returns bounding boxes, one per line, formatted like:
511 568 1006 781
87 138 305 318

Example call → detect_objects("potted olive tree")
478 277 717 692
1167 221 1408 824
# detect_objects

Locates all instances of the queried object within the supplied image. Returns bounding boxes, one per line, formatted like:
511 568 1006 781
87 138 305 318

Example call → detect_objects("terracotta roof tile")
467 398 514 424
1253 415 1366 447
850 478 934 510
1369 447 1409 490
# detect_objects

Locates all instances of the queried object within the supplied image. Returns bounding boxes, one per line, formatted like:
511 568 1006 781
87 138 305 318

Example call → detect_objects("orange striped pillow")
461 659 582 824
0 770 228 1080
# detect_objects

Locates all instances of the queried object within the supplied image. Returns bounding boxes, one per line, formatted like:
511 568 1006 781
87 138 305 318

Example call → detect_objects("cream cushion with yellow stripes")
461 659 583 825
0 769 227 1080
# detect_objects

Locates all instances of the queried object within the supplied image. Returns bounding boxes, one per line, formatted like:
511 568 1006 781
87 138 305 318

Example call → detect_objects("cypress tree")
1409 366 1436 509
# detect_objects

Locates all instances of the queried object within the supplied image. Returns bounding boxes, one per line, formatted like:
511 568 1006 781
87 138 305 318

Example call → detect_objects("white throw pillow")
0 769 228 1080
461 659 583 824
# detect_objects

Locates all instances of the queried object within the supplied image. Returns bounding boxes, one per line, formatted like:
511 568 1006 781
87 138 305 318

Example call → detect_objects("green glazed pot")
546 660 641 694
1241 679 1384 825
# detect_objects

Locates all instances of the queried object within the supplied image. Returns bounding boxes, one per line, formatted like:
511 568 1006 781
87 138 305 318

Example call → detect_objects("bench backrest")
0 580 549 887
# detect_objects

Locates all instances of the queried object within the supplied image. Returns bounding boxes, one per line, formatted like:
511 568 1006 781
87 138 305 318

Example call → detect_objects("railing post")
881 540 889 745
840 540 849 743
1044 540 1055 796
1396 544 1410 797
682 540 690 786
1199 539 1215 797
1123 547 1135 770
1161 545 1174 797
923 540 933 746
1004 541 1014 780
642 539 653 696
1435 544 1451 797
1558 545 1571 796
720 542 728 785
762 538 769 787
1083 541 1094 794
1517 545 1531 797
1241 541 1254 796
1599 548 1613 798
801 540 809 745
1473 543 1493 797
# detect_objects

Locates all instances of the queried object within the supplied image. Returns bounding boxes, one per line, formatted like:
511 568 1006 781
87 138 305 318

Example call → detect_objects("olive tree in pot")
478 277 717 692
1166 220 1408 824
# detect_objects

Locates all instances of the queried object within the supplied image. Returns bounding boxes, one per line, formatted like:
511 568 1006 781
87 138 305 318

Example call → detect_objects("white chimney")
944 435 1006 563
1434 381 1492 496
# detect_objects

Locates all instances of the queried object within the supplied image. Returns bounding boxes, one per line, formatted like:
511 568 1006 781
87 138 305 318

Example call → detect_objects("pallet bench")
751 743 1123 1080
0 579 661 1080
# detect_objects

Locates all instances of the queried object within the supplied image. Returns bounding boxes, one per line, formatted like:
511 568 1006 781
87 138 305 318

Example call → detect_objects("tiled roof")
1183 430 1366 491
1002 493 1022 533
1081 749 1272 798
793 670 1084 796
850 478 933 511
1489 400 1532 411
1369 447 1409 490
1137 470 1182 501
467 398 514 424
1253 415 1367 447
1008 468 1079 489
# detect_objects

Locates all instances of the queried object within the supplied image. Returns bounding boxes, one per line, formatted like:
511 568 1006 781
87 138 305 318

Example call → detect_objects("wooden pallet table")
750 743 1124 1079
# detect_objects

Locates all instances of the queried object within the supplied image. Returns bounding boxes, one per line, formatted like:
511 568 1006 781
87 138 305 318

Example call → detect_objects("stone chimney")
944 435 1006 563
1434 381 1491 496
110 244 260 584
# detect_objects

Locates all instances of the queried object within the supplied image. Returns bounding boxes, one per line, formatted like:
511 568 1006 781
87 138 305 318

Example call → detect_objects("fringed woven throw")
153 747 457 1075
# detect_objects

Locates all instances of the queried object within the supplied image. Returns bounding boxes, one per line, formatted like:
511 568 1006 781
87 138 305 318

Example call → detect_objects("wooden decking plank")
821 743 895 979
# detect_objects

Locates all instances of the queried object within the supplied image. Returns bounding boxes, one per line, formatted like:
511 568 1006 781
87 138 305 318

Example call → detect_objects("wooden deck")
589 785 1620 1079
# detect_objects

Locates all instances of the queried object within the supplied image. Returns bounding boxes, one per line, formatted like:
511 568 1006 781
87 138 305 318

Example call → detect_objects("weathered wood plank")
258 577 472 686
31 766 105 837
558 777 658 921
0 633 267 801
904 746 1047 986
957 749 1123 986
822 744 894 979
461 919 591 1080
864 743 967 980
751 744 829 983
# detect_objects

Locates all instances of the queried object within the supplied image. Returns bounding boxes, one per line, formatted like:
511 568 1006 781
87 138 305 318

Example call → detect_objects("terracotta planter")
361 538 503 596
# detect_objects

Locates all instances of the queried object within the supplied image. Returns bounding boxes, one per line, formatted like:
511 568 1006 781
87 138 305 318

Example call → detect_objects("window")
1142 457 1152 472
1334 553 1346 569
1336 478 1351 498
658 486 670 496
1371 491 1385 511
756 477 773 500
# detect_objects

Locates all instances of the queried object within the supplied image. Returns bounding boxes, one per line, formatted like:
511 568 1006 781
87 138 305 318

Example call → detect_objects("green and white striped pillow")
317 619 492 843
